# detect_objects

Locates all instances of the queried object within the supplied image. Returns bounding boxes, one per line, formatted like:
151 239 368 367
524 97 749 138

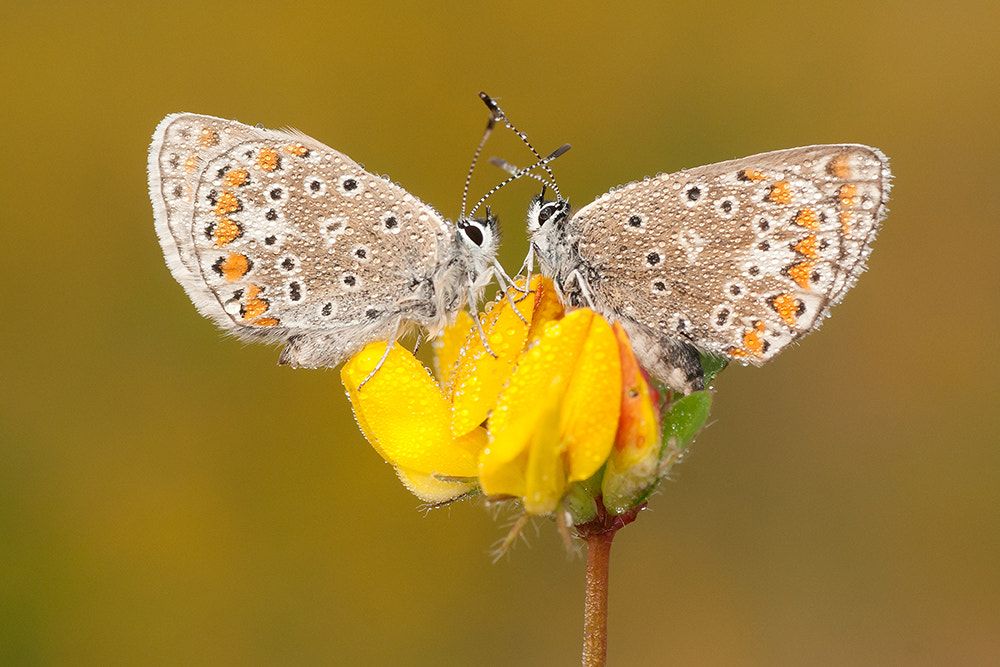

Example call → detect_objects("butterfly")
148 113 499 370
481 95 891 393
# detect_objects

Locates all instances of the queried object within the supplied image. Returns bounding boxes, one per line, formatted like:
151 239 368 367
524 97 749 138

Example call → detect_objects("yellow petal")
341 342 479 478
482 310 594 469
449 284 537 437
480 309 621 513
522 390 568 514
524 275 566 342
561 315 621 481
602 323 663 514
394 467 478 504
611 323 661 466
432 310 475 392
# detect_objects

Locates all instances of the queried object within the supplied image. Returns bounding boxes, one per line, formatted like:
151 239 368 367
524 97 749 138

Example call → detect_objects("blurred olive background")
3 1 998 664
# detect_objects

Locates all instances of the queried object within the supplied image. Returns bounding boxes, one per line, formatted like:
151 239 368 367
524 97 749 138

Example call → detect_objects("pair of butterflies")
148 96 890 394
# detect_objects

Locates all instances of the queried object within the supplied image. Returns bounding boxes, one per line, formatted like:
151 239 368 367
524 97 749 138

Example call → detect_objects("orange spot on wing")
224 168 249 187
184 155 199 172
199 127 219 147
770 293 800 325
738 169 767 182
793 207 819 230
767 180 793 204
828 154 852 179
838 183 858 207
214 191 240 215
838 184 858 237
253 317 280 327
242 285 269 320
256 147 279 171
212 217 241 246
284 143 309 157
787 261 815 289
742 321 766 356
840 211 853 236
219 254 250 281
793 234 819 259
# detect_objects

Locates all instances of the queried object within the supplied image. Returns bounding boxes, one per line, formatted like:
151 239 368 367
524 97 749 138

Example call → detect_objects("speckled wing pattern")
564 144 890 382
149 114 462 368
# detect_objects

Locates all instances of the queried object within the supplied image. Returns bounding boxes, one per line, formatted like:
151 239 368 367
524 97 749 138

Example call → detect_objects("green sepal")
698 351 729 387
661 390 713 455
564 481 599 525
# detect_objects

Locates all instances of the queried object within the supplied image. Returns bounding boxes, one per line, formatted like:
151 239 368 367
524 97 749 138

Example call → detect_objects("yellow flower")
478 307 622 515
341 276 545 503
342 275 696 519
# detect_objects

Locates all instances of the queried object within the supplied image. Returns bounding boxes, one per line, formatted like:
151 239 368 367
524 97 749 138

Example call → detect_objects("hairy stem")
582 529 614 667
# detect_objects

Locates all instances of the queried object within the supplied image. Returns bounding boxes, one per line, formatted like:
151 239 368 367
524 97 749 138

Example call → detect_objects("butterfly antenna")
479 92 563 201
461 104 499 218
488 156 556 189
469 143 571 217
489 155 573 198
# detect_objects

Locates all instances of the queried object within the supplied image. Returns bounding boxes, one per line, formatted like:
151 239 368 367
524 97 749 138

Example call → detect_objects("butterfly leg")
562 269 598 310
356 317 405 391
517 245 536 298
488 261 530 323
471 308 499 359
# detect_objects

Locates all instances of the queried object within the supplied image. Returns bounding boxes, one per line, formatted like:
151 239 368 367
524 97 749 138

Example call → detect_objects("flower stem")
582 529 613 667
577 497 643 667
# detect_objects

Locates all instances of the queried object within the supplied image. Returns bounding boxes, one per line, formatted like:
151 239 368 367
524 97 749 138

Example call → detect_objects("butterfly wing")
567 145 890 371
149 114 459 367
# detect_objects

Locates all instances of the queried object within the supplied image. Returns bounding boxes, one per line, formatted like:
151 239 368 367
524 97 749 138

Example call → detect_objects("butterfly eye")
538 203 560 224
459 219 486 247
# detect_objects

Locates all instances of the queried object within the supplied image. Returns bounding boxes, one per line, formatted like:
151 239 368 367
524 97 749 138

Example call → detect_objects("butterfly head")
526 193 571 236
526 194 572 279
457 207 499 254
456 208 501 291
